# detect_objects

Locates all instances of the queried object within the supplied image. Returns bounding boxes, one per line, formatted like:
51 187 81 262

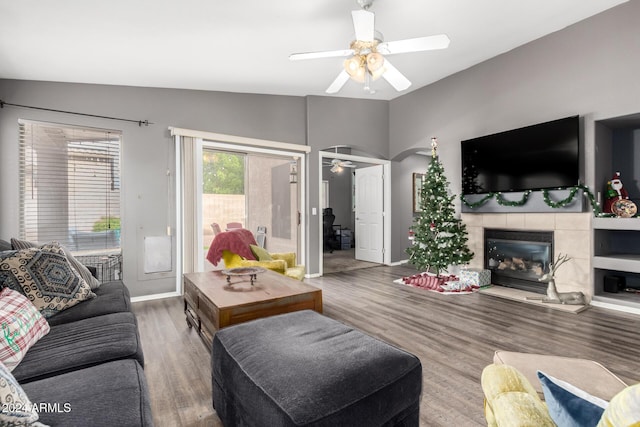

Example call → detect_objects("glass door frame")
196 139 306 272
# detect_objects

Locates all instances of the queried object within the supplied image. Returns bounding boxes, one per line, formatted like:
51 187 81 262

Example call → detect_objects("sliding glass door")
202 146 301 270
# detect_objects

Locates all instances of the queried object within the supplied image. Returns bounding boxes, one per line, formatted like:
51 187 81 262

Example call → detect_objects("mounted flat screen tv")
461 116 580 195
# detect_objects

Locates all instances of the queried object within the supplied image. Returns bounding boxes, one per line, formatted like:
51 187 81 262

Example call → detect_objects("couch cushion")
22 359 153 427
10 238 101 290
0 360 44 426
46 281 131 327
0 244 95 318
0 288 50 371
212 310 422 426
0 240 11 251
12 311 143 383
493 350 628 401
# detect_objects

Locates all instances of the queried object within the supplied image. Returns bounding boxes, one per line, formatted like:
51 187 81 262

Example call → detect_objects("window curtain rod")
0 99 152 127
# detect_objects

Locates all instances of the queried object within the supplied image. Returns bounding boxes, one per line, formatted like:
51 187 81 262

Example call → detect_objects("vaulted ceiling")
0 0 628 100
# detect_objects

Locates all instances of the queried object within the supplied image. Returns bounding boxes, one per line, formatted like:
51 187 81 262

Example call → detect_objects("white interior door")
355 165 384 263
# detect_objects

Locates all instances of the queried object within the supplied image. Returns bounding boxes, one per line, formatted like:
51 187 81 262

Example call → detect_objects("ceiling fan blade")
326 70 350 94
352 10 375 42
378 34 450 55
381 60 412 91
289 49 354 61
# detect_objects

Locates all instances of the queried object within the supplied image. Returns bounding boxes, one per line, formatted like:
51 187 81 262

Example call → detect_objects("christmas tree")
407 137 474 275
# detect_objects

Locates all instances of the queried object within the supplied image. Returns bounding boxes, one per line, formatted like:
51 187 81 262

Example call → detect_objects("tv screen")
461 116 579 194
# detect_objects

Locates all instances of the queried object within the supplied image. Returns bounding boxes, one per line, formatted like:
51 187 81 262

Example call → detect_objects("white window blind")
19 120 122 253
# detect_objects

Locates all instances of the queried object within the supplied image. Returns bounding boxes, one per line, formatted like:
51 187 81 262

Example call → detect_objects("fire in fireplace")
484 229 554 294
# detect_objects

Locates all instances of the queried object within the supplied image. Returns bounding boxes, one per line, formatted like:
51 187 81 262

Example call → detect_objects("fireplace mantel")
461 212 591 297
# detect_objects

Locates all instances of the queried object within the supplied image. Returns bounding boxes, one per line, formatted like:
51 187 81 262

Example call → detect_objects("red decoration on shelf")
604 171 629 214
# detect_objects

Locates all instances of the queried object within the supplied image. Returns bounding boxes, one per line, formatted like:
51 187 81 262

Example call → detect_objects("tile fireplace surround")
461 213 592 298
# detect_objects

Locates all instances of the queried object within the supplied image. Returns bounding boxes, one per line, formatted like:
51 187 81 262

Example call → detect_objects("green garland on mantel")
460 184 627 218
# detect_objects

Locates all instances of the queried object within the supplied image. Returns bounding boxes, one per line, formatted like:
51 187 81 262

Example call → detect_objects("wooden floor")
133 264 640 427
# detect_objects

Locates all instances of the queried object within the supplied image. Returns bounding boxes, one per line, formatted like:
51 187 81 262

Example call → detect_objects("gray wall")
0 81 307 297
390 0 640 192
306 95 389 273
390 154 430 261
388 0 640 262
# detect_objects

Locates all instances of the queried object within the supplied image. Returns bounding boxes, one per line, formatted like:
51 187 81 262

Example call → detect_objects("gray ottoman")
212 310 422 426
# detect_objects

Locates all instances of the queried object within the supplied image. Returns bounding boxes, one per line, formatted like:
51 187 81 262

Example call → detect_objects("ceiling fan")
323 158 356 173
289 0 450 94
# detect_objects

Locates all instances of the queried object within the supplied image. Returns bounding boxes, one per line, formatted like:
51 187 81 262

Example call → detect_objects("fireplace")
484 229 553 294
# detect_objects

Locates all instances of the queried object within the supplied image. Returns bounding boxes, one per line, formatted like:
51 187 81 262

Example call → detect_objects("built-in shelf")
593 217 640 230
593 254 640 272
591 294 640 315
591 113 640 313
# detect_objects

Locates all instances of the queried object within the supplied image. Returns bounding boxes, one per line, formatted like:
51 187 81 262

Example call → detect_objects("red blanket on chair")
206 229 257 266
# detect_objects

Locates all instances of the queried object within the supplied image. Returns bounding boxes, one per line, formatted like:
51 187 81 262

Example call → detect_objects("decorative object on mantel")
526 254 586 305
604 172 637 217
460 184 638 218
407 137 474 275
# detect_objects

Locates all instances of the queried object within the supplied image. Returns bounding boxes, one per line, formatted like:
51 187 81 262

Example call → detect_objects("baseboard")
131 291 181 303
388 259 409 266
306 273 322 278
590 299 640 316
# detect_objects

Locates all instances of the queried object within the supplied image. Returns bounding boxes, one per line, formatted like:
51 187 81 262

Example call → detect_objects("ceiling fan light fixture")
344 55 366 82
330 164 341 173
366 52 384 72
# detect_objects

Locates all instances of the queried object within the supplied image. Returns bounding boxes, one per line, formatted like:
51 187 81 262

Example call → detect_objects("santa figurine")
604 171 629 214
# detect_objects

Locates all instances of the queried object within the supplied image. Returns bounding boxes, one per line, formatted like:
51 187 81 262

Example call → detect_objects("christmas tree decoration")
407 137 474 275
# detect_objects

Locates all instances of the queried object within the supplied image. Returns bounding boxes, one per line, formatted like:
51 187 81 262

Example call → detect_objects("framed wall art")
413 173 425 213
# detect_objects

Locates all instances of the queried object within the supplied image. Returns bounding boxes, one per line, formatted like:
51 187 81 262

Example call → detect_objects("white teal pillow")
0 360 47 426
538 370 608 427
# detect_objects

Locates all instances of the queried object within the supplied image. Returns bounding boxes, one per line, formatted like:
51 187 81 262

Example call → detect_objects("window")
19 120 121 254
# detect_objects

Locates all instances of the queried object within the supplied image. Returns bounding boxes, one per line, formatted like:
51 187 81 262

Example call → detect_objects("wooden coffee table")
183 269 322 348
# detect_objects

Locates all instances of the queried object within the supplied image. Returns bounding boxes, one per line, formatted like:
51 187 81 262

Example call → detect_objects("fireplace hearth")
484 229 553 294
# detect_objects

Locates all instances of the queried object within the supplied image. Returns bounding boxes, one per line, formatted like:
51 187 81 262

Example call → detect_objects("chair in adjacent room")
256 226 267 248
322 208 339 253
226 222 243 231
211 223 222 236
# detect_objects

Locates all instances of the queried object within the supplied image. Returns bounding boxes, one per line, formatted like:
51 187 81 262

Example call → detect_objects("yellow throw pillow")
597 383 640 427
250 245 272 261
481 364 555 427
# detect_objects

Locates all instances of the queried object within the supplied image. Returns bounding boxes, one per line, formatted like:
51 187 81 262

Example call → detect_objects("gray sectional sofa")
0 236 153 426
13 279 153 426
10 279 153 426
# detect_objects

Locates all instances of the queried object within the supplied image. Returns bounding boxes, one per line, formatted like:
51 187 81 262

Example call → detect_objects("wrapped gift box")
460 268 491 287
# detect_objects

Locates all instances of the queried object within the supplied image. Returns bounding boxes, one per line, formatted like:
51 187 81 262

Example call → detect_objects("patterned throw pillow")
0 244 95 318
0 288 50 371
11 238 101 290
0 360 45 426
